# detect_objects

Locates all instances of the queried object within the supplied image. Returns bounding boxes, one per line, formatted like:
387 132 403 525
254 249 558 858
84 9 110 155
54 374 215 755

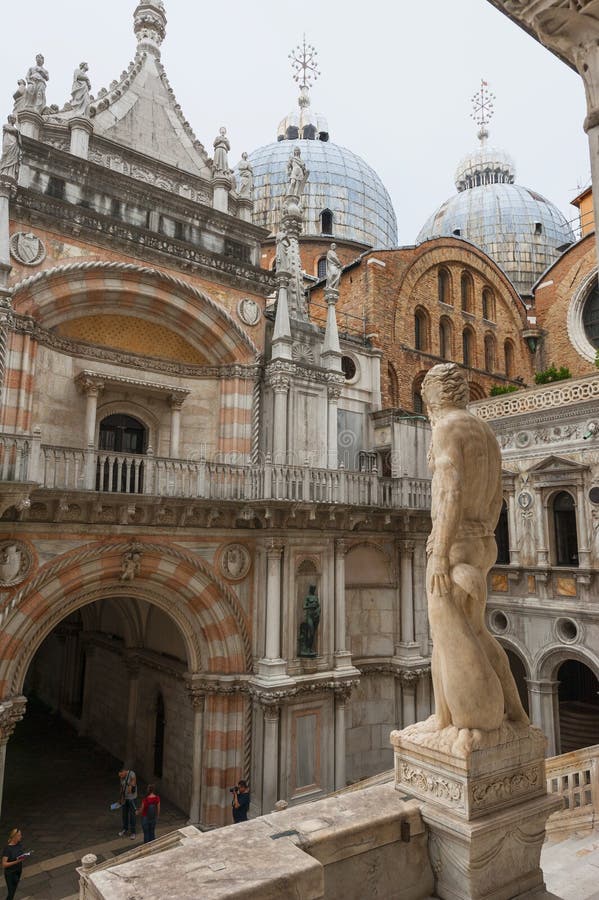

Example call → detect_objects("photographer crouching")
230 780 250 823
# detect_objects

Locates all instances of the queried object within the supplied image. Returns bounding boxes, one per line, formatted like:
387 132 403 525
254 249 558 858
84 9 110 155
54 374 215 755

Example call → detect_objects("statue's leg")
452 546 529 725
431 645 451 728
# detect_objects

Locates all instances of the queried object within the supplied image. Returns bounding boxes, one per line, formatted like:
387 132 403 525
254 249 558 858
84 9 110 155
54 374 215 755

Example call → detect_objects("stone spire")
133 0 167 57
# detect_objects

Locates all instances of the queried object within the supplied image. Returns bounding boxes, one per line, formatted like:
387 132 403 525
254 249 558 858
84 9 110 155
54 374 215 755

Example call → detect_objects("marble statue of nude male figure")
422 363 528 737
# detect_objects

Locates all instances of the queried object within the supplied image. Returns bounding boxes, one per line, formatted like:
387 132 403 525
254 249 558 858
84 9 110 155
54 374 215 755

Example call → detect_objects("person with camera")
231 780 250 823
117 764 138 840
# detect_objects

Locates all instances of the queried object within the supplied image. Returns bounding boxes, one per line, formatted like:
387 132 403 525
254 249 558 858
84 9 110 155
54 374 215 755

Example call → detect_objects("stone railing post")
27 425 42 484
144 446 155 495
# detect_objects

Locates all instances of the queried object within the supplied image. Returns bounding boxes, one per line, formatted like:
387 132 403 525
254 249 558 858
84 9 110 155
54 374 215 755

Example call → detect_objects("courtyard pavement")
0 701 187 899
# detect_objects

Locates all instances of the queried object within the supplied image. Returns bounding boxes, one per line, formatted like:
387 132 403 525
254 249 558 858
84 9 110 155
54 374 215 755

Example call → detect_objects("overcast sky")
0 0 589 244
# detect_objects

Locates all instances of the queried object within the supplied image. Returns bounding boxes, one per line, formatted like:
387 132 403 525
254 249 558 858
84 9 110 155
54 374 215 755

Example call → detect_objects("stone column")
0 697 26 815
576 483 591 567
79 378 103 490
271 375 289 464
68 116 94 159
334 686 350 790
399 670 417 727
258 541 287 680
212 174 231 214
0 179 15 273
321 287 342 372
124 655 140 765
186 688 206 825
326 383 341 469
527 679 560 757
169 395 184 459
416 667 432 721
262 704 280 815
397 541 419 660
506 492 520 566
334 539 351 669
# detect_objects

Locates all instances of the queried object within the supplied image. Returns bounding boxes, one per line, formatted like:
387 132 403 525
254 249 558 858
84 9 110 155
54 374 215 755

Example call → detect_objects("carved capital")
328 383 342 402
75 373 105 397
335 538 347 556
399 540 415 557
169 394 186 410
186 688 206 711
0 696 26 742
270 373 290 393
265 539 285 559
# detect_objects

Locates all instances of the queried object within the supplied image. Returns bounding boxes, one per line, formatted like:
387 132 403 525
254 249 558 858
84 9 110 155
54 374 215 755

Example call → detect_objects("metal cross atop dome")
470 79 495 143
288 36 321 91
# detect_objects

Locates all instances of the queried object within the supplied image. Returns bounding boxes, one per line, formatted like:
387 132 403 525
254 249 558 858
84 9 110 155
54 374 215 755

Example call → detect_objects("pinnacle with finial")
288 36 320 90
470 79 495 143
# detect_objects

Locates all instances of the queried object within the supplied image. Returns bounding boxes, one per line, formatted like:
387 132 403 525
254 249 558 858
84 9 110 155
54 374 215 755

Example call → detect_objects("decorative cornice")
12 314 263 379
471 374 599 422
75 369 190 402
13 191 274 296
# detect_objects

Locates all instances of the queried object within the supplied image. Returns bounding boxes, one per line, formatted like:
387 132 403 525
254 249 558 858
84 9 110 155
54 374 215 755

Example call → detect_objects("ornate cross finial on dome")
470 79 495 144
289 36 320 108
133 0 167 57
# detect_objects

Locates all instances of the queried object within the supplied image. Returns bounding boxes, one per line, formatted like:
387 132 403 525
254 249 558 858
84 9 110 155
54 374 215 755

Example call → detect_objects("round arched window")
582 277 599 348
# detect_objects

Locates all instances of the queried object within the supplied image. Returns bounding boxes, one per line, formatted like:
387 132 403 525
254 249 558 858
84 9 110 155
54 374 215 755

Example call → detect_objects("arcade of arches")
503 646 599 755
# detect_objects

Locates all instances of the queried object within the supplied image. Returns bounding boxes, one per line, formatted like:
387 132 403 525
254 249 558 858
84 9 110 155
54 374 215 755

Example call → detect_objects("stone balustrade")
0 434 432 510
545 742 599 840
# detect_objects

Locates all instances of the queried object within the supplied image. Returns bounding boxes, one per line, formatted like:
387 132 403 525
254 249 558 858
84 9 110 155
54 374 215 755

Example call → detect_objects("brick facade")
310 237 533 411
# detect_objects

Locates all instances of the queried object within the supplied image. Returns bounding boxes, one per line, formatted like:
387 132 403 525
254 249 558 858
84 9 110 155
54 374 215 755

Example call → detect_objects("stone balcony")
0 431 432 525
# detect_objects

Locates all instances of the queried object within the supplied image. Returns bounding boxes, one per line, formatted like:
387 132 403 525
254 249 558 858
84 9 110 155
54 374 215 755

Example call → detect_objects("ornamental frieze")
471 765 541 809
399 762 464 807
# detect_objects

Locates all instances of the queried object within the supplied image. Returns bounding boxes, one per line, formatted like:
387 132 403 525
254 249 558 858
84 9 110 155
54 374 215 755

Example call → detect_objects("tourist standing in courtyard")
138 784 161 843
2 828 26 900
118 765 138 840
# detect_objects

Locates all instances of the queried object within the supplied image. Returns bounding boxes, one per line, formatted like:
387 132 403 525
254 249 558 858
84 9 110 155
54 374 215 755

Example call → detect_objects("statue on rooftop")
12 80 27 116
421 363 528 743
286 146 308 199
213 126 230 176
0 116 21 182
325 242 342 291
70 62 91 118
237 151 254 200
24 54 49 114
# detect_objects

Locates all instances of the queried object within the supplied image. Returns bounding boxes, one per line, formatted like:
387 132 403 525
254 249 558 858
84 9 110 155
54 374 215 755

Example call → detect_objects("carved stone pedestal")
391 721 562 900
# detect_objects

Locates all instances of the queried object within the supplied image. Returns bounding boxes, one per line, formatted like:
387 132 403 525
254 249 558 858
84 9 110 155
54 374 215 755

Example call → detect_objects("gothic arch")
0 540 252 697
95 400 160 450
11 261 259 365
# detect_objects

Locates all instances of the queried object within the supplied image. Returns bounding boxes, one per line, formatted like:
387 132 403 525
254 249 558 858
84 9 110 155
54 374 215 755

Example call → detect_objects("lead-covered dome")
417 123 574 296
243 65 397 250
248 139 398 249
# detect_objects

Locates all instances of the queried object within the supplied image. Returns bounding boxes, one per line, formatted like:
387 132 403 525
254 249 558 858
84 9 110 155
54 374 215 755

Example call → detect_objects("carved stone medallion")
219 543 251 581
0 540 33 586
10 232 46 267
517 491 533 510
238 298 261 326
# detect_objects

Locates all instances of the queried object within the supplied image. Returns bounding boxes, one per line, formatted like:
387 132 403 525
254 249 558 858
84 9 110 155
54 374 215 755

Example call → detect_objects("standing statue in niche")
325 242 342 291
286 146 309 199
70 62 91 117
422 363 528 744
212 126 230 175
24 54 49 113
0 116 21 182
298 585 320 657
237 151 254 199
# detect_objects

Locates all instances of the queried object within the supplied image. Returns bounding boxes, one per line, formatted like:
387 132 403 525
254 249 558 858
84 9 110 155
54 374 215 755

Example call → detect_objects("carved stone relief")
0 540 34 586
219 543 251 581
10 232 46 266
238 298 261 326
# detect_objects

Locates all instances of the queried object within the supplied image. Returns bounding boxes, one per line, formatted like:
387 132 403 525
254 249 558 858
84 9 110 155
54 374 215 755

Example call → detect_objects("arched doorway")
0 541 252 834
557 659 599 753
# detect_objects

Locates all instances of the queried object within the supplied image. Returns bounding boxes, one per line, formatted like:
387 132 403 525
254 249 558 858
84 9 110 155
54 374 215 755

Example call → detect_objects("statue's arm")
429 432 463 594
